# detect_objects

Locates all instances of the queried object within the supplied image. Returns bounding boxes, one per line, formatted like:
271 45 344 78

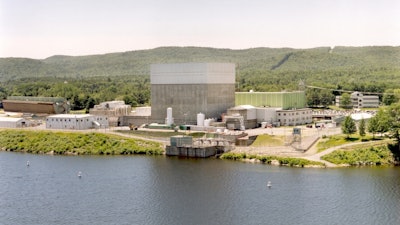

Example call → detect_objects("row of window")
278 117 311 122
278 118 311 123
277 111 311 116
47 118 87 122
46 118 108 122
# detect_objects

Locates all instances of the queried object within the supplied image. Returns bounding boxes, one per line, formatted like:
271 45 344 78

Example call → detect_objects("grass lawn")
317 134 386 153
251 134 285 147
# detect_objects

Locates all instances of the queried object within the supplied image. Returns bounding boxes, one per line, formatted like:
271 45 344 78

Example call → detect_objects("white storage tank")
166 107 174 126
204 118 214 127
197 113 205 126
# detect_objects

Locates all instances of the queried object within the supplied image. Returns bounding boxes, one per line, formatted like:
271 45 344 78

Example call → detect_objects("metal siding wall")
151 63 235 84
151 84 234 124
0 121 16 128
235 92 306 109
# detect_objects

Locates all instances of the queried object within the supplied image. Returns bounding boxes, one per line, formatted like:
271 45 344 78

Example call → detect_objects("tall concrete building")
150 63 235 124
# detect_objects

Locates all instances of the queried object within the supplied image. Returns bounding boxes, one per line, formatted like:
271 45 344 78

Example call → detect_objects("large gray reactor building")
150 63 236 124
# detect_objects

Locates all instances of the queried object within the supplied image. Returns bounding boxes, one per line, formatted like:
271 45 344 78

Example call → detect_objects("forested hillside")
0 46 399 109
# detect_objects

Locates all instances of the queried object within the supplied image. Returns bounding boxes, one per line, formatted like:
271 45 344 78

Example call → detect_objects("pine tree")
359 118 366 137
342 116 357 138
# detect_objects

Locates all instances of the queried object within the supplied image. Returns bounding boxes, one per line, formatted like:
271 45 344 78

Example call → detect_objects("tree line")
341 102 400 159
2 75 400 111
0 76 150 111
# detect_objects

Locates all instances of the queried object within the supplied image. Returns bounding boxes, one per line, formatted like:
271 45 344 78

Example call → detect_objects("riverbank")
0 129 164 155
224 136 396 167
1 128 397 168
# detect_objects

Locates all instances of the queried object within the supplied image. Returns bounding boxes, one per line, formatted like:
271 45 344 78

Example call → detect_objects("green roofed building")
235 91 306 110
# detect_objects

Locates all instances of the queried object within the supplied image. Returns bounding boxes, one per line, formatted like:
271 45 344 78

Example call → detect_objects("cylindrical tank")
166 107 173 126
197 113 205 126
204 119 211 127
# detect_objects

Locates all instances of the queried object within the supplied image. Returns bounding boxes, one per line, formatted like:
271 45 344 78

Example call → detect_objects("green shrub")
321 145 394 165
220 152 324 167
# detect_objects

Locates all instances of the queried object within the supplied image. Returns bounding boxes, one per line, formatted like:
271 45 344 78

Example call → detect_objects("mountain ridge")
1 46 399 83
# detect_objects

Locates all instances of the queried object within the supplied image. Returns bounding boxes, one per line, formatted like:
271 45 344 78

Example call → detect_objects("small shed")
0 117 28 128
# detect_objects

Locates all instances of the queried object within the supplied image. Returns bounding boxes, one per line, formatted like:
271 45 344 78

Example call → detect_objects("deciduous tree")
340 93 352 109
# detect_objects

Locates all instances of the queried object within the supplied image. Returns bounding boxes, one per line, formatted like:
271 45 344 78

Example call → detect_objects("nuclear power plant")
112 62 313 130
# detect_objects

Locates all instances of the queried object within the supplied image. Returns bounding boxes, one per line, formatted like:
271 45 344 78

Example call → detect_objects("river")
1 151 400 225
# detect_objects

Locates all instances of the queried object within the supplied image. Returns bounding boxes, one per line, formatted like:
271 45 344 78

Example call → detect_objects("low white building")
0 117 29 128
226 106 312 128
276 108 313 126
46 114 109 130
336 92 379 108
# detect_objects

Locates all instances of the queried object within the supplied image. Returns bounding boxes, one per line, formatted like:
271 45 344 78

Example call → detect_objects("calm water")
1 151 400 225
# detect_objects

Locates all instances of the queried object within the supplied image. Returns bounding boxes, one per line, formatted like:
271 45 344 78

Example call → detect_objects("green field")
0 129 164 155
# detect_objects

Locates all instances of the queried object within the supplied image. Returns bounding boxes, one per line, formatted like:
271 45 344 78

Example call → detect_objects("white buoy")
77 171 82 178
26 161 30 167
267 181 272 188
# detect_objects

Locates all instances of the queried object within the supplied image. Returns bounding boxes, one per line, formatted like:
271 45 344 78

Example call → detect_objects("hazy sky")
1 0 399 59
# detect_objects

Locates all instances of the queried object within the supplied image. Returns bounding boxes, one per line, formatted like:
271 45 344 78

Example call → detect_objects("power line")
305 85 385 95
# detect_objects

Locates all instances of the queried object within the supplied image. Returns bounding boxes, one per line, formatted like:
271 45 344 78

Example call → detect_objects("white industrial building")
335 92 379 108
226 105 313 128
0 117 29 128
90 101 131 126
46 114 109 130
276 108 313 126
